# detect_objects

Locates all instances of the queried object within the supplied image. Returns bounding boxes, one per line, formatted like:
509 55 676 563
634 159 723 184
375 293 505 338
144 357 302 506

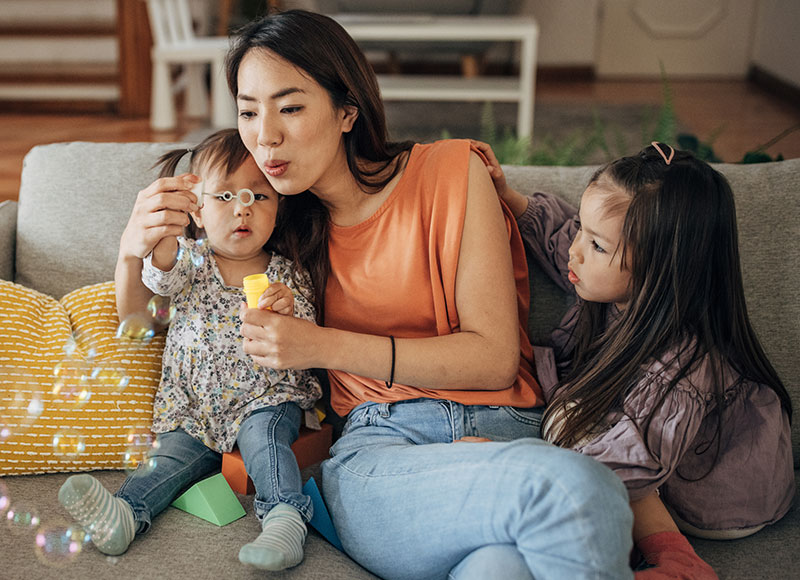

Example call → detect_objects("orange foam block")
222 423 333 495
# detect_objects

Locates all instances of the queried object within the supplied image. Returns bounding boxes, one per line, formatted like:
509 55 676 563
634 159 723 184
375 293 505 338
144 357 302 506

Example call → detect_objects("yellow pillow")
0 280 165 476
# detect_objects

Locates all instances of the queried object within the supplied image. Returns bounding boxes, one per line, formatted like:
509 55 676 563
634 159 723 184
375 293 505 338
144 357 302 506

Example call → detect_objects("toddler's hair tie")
651 142 674 165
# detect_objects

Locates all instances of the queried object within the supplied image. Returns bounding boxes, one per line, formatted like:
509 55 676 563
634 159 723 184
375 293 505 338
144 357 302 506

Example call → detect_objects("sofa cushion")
0 280 164 476
16 142 188 299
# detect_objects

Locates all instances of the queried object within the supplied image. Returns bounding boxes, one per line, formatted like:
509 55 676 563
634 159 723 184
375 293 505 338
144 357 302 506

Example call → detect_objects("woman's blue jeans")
322 398 633 580
116 402 311 532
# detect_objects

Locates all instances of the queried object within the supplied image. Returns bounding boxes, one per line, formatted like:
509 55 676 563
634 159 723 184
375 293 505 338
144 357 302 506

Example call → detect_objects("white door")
596 0 758 78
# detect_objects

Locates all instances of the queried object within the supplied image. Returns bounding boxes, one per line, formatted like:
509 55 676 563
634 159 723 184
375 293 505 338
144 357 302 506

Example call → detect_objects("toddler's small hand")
258 282 294 316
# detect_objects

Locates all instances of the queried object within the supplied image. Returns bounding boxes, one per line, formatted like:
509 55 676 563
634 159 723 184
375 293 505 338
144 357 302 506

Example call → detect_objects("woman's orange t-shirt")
325 139 542 416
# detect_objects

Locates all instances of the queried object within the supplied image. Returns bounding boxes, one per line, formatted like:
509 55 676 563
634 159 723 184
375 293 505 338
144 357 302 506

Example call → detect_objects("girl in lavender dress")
474 140 794 579
58 129 321 571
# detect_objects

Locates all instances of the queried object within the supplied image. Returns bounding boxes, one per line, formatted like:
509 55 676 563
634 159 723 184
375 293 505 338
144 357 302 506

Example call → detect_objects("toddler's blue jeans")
322 398 633 580
116 402 311 532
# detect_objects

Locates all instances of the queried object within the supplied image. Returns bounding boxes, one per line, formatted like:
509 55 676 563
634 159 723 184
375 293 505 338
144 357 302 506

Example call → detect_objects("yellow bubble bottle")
243 274 270 309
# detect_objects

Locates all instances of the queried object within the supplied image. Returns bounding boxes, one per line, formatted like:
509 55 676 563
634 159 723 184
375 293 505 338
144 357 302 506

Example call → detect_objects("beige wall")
521 0 598 66
752 0 800 87
595 0 758 78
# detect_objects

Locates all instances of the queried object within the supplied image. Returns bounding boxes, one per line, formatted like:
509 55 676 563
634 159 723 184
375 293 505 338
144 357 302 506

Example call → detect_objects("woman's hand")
240 305 322 369
257 282 294 316
469 139 528 219
115 173 199 322
119 174 200 261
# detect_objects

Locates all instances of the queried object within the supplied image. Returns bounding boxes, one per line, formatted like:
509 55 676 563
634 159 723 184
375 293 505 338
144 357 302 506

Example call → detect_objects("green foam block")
171 473 246 526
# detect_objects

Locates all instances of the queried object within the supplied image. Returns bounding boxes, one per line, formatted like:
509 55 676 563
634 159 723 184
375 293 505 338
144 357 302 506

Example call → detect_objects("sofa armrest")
0 200 17 281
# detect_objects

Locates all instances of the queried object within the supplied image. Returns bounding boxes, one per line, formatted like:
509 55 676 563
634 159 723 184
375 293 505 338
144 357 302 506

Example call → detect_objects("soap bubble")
35 520 85 567
0 376 45 440
52 358 92 408
62 331 98 361
191 238 206 268
0 479 9 515
116 313 156 343
93 364 130 393
123 428 160 475
147 295 176 325
51 431 87 459
5 502 40 534
3 388 45 425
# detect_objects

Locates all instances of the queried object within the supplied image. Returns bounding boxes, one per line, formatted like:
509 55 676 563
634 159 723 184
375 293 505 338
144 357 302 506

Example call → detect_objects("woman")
227 10 633 580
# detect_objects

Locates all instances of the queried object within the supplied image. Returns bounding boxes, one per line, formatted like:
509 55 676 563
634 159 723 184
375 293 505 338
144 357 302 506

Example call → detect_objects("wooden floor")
1 78 799 203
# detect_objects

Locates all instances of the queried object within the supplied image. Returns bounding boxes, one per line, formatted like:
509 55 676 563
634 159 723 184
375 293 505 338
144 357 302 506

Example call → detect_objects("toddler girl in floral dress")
59 129 321 572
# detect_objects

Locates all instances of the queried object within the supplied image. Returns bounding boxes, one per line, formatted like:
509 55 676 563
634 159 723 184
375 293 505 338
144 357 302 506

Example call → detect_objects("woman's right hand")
240 305 324 370
118 173 200 261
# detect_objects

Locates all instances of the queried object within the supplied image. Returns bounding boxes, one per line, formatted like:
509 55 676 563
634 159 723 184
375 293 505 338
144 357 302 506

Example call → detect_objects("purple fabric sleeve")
515 193 579 295
576 365 708 501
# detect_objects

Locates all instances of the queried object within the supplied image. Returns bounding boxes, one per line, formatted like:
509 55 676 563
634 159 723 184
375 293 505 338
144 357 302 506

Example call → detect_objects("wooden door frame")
117 0 152 117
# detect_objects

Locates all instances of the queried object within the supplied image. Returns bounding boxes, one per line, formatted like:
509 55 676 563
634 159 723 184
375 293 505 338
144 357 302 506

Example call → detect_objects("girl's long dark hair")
225 10 415 322
544 144 792 461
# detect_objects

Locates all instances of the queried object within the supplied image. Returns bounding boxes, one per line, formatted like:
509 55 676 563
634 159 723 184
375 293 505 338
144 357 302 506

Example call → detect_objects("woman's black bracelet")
385 335 395 389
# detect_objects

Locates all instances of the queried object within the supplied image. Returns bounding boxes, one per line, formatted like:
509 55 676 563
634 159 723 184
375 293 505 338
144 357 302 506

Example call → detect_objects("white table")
333 14 539 139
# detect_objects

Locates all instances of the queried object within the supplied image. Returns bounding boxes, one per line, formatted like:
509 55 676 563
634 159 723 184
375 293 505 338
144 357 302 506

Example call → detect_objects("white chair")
146 0 236 130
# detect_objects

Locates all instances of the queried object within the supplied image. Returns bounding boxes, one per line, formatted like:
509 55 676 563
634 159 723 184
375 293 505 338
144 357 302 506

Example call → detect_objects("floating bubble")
82 514 119 548
123 428 160 475
115 313 156 343
5 502 40 534
0 384 45 440
147 295 176 325
34 520 85 567
62 331 98 361
52 431 87 459
191 238 206 267
93 365 131 392
52 358 92 408
0 479 9 515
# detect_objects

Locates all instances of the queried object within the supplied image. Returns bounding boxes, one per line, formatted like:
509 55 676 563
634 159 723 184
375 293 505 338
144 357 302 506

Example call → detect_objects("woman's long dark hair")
544 144 792 459
225 10 415 321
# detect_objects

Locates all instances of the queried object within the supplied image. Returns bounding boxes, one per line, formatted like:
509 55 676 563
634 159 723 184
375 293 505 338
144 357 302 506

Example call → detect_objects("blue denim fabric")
236 402 312 522
116 402 311 532
322 398 633 580
448 544 534 580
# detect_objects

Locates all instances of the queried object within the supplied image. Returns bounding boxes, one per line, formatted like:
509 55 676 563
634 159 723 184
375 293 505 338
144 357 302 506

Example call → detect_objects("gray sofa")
1 142 797 579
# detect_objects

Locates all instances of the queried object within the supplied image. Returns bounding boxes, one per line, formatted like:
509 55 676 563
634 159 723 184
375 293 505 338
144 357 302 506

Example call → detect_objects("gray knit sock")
58 473 136 556
238 503 306 570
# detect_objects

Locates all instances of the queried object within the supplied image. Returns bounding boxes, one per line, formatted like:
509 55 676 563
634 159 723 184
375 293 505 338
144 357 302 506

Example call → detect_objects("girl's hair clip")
651 141 674 165
201 188 256 207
